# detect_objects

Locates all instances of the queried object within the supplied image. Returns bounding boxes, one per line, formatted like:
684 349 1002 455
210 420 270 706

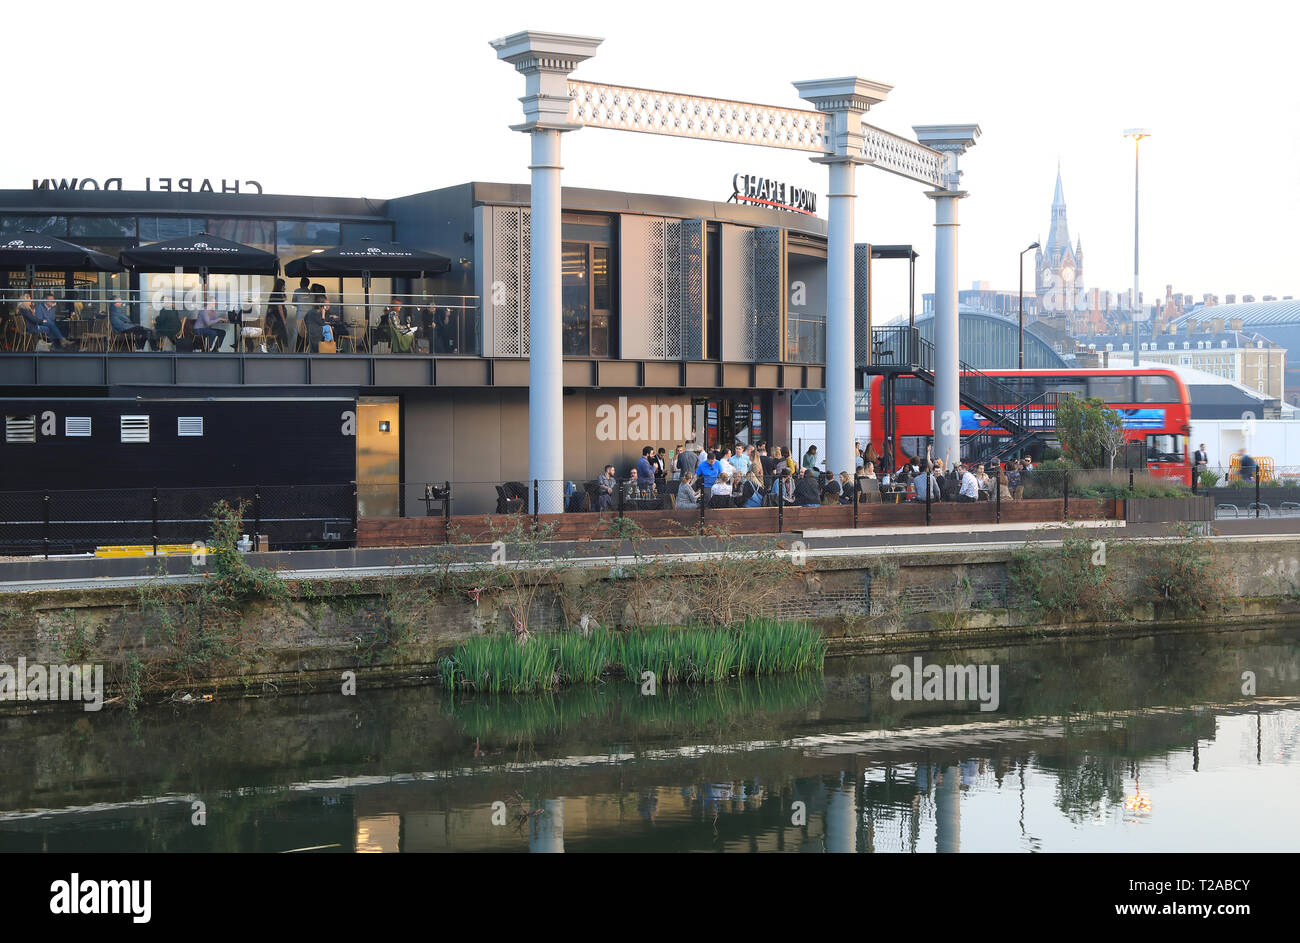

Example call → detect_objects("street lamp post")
1018 241 1039 369
1124 128 1151 367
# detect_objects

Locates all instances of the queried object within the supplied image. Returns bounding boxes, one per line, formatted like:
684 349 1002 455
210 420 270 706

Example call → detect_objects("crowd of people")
581 441 1040 512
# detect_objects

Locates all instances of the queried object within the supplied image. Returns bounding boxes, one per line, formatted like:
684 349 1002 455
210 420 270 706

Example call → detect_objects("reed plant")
438 619 826 693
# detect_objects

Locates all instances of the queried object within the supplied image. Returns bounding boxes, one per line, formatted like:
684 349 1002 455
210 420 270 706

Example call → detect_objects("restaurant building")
0 182 834 514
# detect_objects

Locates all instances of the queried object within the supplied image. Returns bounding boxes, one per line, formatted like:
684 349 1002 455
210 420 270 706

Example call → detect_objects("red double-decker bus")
867 367 1194 483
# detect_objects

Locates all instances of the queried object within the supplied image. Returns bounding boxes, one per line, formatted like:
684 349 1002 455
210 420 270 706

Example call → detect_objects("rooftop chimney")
1229 317 1243 331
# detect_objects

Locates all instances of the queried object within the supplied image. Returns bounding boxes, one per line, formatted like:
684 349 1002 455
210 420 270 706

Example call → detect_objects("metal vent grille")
753 227 783 361
178 417 203 437
120 415 150 443
492 206 530 357
4 415 35 444
65 416 92 437
855 244 871 368
672 219 704 361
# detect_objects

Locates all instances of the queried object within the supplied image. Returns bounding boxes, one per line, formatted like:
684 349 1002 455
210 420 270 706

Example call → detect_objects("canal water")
2 624 1297 853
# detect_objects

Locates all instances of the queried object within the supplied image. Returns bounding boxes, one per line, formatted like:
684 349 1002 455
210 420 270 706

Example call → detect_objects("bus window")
1136 375 1178 403
1146 434 1184 463
1043 376 1085 397
1088 376 1133 402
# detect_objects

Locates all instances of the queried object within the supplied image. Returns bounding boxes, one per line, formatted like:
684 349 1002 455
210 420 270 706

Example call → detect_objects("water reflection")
1 625 1298 852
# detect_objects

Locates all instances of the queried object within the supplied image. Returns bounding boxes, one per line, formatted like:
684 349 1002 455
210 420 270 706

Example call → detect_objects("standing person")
290 276 312 351
596 464 617 512
718 447 735 477
1193 443 1209 474
655 447 668 492
794 468 822 506
759 443 777 480
677 441 698 480
783 447 798 477
1007 461 1022 500
997 467 1013 502
1019 458 1034 496
264 278 289 353
731 444 750 476
1238 451 1256 483
635 446 656 497
802 444 820 472
697 450 721 489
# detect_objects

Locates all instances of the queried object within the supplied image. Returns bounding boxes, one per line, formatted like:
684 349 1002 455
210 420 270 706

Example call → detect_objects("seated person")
193 300 227 351
24 292 69 349
675 473 700 509
794 469 823 506
821 471 842 504
770 467 796 505
150 307 183 350
739 471 765 508
836 471 854 504
709 473 734 508
386 309 416 353
109 298 152 349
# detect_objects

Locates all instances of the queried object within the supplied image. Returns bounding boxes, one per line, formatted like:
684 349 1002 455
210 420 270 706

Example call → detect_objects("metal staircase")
866 327 1061 465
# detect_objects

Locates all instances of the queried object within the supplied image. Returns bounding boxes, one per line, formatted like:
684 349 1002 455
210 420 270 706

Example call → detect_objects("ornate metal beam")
567 80 827 153
567 79 948 189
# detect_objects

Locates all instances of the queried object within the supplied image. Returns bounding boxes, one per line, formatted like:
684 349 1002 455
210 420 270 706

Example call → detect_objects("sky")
9 0 1298 320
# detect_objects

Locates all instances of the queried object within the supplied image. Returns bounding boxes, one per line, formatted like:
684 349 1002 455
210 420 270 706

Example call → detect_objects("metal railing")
0 288 481 356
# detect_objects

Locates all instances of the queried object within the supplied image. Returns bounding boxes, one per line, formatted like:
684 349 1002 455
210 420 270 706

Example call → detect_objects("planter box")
1124 496 1214 523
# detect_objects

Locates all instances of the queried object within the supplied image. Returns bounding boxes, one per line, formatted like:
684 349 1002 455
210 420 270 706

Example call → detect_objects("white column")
824 159 857 479
530 127 564 505
795 78 891 480
492 30 602 513
913 125 980 467
930 190 962 464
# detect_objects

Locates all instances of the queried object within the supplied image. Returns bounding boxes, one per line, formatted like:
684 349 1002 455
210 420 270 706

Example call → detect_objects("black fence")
0 484 357 557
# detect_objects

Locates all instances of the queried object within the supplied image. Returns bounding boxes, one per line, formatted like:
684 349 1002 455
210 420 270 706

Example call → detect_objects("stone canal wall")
2 532 1299 701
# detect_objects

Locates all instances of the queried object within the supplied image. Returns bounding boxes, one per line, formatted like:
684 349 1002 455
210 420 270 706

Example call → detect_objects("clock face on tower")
1061 266 1075 283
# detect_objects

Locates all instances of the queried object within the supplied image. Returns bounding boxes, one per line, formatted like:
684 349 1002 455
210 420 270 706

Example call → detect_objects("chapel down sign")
492 29 978 511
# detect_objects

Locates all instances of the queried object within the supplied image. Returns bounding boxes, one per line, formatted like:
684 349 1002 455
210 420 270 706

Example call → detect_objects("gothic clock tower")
1035 166 1084 320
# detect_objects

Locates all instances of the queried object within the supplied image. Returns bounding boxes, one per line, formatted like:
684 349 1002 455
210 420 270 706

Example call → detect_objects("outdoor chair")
583 481 603 512
85 317 112 352
857 478 882 503
238 317 265 352
495 482 527 514
4 313 35 352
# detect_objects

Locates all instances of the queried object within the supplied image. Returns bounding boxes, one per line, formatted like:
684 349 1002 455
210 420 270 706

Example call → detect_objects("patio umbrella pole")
363 270 371 352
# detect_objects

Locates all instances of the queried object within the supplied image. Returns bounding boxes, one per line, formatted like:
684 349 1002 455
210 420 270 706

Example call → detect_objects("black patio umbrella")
284 239 452 346
119 232 279 292
0 230 122 294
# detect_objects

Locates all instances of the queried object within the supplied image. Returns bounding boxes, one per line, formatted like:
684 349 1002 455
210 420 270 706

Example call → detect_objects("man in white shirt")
958 464 979 502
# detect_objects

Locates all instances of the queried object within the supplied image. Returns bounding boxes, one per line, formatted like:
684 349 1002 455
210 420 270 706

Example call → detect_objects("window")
276 220 339 249
561 241 612 357
69 217 137 238
120 415 150 443
1 216 66 236
1146 434 1184 463
1088 376 1132 401
138 217 206 241
177 417 203 437
65 417 92 437
341 222 394 243
5 415 36 443
1136 375 1178 403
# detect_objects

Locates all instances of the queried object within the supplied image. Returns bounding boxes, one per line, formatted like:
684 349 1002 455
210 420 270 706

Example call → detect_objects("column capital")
794 77 892 161
913 124 980 190
491 30 603 132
